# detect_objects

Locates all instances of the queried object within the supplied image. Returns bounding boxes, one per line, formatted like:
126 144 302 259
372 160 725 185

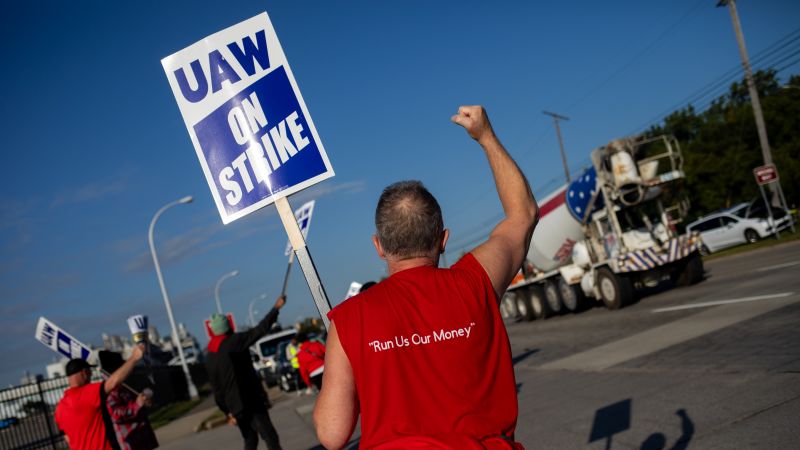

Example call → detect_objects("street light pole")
214 270 239 315
718 0 777 200
248 293 267 327
148 195 199 400
543 110 571 183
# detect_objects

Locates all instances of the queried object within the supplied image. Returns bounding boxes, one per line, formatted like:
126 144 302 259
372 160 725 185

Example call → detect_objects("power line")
667 45 800 118
629 27 800 134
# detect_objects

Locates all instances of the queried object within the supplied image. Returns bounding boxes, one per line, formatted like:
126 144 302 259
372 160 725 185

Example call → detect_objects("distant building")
46 359 68 379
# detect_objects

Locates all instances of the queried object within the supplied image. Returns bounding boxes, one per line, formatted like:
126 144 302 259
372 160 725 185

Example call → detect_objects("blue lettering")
209 50 242 94
174 60 209 103
227 30 270 76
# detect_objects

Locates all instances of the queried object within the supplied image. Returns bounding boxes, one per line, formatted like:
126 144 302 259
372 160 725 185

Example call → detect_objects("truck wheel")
500 294 519 320
559 277 586 313
597 268 633 310
544 281 563 315
515 292 535 321
528 286 551 320
675 252 704 287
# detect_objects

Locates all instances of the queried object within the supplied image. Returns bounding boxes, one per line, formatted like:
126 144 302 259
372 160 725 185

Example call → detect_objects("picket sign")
161 12 333 328
34 317 140 394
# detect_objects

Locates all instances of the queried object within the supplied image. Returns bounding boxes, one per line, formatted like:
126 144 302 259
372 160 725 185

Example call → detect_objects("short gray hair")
375 181 443 259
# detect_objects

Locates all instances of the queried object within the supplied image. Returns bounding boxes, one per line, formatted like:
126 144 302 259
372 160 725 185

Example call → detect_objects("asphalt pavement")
159 239 800 449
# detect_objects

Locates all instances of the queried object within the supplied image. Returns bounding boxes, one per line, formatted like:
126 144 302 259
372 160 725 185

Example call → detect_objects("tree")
647 70 800 221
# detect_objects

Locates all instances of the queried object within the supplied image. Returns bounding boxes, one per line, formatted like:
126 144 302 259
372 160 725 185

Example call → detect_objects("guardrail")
0 375 74 450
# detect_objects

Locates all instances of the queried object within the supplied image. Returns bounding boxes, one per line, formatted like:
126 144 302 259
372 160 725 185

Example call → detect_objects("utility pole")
717 0 777 201
543 110 571 183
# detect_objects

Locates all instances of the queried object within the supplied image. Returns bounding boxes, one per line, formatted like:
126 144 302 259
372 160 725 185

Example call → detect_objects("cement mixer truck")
501 134 703 321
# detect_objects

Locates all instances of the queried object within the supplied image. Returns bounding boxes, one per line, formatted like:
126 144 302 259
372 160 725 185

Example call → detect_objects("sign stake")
280 253 294 298
275 197 332 329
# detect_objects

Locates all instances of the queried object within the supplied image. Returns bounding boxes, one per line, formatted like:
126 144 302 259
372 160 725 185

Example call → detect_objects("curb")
194 414 228 432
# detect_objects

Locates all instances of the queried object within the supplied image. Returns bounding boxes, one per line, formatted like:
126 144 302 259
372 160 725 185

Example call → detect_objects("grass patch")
702 228 800 261
149 397 205 429
200 408 226 426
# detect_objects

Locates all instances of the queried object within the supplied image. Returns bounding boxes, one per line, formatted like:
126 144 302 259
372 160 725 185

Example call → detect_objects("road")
162 240 800 449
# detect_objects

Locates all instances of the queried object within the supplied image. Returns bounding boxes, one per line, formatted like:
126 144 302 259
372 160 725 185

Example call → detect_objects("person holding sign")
314 106 538 449
55 344 145 450
206 295 286 450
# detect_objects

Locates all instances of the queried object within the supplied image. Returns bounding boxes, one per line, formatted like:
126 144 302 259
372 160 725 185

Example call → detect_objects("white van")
250 329 296 386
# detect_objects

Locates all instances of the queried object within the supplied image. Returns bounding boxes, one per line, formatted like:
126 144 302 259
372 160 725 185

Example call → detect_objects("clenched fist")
451 105 495 144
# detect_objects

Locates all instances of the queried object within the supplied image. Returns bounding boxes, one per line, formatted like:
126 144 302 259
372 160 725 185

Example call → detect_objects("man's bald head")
375 181 443 260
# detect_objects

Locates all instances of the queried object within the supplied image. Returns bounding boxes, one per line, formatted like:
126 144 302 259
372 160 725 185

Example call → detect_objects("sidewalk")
154 395 217 446
156 387 358 449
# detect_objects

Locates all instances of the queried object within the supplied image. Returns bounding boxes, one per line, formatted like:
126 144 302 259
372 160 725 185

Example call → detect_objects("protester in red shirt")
56 344 145 450
295 334 325 391
314 106 539 449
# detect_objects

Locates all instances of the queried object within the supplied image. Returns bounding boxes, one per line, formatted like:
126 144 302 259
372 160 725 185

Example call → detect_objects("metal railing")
0 375 82 450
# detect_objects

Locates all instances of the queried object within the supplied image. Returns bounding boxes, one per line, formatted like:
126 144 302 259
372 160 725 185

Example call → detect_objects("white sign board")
162 12 335 224
35 317 92 361
284 200 315 256
344 281 362 300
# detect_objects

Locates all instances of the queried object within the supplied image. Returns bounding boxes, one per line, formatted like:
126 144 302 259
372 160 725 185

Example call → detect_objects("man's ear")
439 229 450 254
372 235 386 260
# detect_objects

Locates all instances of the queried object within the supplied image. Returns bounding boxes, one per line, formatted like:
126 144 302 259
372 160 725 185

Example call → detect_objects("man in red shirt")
56 344 144 450
296 334 326 391
314 106 539 449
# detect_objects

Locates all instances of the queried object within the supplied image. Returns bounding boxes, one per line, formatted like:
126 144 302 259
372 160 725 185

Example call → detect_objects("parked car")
0 417 19 430
687 208 790 254
729 198 795 229
250 329 296 387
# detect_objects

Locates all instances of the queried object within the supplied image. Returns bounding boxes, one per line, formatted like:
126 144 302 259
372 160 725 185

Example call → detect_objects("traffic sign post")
162 12 334 329
752 164 795 237
753 164 778 185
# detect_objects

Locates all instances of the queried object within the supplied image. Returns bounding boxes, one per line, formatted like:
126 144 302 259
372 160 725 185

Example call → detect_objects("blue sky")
1 0 798 386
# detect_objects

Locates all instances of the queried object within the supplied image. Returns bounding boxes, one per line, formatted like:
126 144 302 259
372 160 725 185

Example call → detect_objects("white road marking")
538 293 798 371
651 292 794 313
756 261 800 272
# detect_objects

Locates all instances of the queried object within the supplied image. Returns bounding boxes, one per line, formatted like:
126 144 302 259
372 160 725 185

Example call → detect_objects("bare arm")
313 322 358 450
104 344 144 394
451 106 539 299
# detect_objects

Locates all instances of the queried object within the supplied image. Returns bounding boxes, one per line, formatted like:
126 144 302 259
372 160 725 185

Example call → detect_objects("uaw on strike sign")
161 12 334 224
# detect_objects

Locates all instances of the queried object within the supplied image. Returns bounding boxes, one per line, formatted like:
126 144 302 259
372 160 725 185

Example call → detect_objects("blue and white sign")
35 317 92 361
284 200 315 256
162 13 335 224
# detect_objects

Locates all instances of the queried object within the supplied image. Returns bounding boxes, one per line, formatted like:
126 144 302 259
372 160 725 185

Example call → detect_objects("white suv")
250 329 296 386
687 208 790 254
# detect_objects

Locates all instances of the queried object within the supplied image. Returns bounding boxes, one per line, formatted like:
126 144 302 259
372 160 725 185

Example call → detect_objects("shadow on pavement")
588 399 694 450
640 409 694 450
512 348 539 365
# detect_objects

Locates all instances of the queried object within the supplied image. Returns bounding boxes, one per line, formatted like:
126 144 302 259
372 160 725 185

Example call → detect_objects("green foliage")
296 317 324 336
647 70 800 221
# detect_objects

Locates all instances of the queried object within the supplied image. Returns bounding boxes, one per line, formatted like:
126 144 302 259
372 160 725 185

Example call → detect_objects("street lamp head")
179 196 193 204
231 270 239 277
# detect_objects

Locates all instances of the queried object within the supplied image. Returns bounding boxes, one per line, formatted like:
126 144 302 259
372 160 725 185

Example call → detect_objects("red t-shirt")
297 341 326 387
55 382 114 450
329 253 521 449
